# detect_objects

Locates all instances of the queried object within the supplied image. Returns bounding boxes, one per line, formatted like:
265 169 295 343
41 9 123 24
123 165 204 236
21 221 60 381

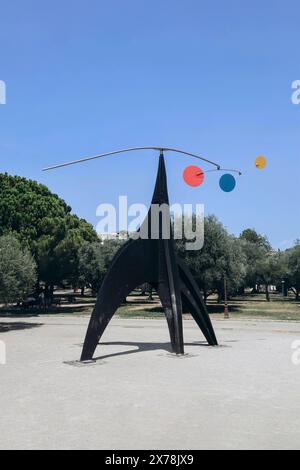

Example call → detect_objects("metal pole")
42 146 228 172
224 276 229 319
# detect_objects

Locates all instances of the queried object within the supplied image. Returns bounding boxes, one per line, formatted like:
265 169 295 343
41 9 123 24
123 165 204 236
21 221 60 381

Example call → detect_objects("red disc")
183 165 205 187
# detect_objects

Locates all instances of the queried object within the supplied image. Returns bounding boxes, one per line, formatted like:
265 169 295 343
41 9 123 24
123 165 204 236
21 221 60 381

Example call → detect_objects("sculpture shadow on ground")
0 322 43 333
92 340 212 362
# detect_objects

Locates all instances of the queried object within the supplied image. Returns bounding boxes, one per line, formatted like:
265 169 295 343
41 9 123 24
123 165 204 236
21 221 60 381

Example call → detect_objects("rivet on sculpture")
43 147 242 361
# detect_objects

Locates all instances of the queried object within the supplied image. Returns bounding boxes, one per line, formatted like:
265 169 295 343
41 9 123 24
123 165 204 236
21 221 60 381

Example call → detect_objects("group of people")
22 288 58 310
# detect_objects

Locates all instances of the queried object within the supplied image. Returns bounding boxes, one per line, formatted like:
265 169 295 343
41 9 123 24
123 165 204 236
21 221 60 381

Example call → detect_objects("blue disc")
219 174 236 192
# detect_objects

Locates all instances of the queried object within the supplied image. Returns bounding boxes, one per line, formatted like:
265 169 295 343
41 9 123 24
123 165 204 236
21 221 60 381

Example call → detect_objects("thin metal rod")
203 168 242 176
42 146 221 171
162 147 221 169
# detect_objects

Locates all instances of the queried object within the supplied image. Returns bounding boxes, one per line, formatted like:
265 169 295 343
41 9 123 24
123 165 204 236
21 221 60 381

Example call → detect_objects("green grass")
116 294 300 321
116 305 165 318
207 294 300 321
1 293 299 322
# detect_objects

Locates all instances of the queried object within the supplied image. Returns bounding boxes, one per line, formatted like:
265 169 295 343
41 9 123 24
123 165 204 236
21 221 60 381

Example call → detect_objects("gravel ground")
0 315 300 450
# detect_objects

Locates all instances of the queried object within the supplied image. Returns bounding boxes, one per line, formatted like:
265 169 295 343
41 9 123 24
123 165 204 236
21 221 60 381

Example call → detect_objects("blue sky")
0 0 299 248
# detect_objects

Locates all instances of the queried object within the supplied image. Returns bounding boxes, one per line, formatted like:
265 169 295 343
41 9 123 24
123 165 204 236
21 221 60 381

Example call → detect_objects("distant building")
98 231 128 243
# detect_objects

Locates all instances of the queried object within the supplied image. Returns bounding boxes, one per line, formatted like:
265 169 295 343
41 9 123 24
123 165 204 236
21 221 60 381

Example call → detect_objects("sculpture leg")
157 239 184 355
177 257 218 346
80 239 157 361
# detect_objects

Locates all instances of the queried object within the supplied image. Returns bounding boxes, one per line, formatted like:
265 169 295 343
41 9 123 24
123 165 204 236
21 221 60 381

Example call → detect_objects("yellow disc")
255 156 267 169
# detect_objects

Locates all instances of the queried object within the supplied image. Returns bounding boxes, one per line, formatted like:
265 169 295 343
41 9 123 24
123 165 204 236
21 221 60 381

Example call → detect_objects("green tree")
177 215 246 301
255 251 282 301
0 173 70 245
0 173 97 290
79 238 124 293
239 229 274 299
0 235 37 305
285 242 300 300
239 241 265 292
35 215 97 290
240 228 271 250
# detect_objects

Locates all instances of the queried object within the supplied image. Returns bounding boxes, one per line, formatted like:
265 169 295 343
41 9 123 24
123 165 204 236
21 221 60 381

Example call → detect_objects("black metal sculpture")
43 146 242 361
80 152 217 361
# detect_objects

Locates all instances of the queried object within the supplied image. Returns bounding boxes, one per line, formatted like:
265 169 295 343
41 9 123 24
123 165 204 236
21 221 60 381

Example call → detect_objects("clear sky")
0 0 299 248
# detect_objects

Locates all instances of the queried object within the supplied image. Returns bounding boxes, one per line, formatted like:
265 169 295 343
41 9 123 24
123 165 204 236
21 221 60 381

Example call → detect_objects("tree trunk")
48 284 54 306
218 284 225 303
35 278 40 296
238 286 245 296
265 284 270 302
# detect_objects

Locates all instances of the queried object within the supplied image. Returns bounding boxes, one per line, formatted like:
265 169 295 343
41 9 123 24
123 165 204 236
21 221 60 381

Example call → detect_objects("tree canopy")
240 228 271 250
1 172 299 305
0 235 37 304
177 215 246 300
0 173 97 287
78 239 124 293
285 242 300 299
